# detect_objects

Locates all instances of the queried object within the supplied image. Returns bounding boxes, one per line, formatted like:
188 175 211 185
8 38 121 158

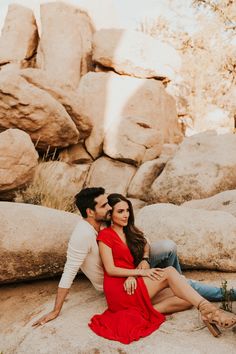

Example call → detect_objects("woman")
89 194 236 344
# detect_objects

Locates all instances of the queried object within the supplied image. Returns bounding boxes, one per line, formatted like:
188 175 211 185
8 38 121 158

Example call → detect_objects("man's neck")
84 217 101 232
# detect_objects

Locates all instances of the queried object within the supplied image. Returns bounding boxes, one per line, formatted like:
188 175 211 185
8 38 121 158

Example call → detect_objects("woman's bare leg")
143 266 203 308
151 288 192 314
154 296 192 314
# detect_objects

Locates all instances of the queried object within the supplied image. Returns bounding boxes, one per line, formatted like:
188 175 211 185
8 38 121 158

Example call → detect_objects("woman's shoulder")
98 227 113 237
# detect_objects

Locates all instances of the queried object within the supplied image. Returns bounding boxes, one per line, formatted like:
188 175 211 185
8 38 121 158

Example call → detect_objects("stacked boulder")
0 2 182 201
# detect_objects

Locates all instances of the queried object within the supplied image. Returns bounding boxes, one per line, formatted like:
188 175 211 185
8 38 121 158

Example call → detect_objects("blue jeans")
149 240 236 302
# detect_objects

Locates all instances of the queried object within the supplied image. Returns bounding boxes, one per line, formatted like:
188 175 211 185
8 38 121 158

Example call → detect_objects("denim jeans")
149 240 236 302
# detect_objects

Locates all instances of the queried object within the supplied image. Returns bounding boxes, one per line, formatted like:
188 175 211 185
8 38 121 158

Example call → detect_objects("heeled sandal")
198 299 236 337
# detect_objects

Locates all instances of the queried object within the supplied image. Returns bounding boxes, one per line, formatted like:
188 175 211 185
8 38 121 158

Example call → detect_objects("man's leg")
187 279 236 302
149 240 182 274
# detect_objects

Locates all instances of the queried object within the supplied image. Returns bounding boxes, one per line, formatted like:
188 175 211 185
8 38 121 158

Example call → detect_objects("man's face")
93 194 112 222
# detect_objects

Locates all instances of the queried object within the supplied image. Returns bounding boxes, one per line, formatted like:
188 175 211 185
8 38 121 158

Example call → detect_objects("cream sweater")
58 219 104 291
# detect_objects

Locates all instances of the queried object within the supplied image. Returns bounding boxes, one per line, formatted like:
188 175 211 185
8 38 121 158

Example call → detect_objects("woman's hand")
138 268 166 281
124 276 137 295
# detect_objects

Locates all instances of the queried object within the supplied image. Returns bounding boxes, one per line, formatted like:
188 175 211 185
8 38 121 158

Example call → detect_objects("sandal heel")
203 320 221 337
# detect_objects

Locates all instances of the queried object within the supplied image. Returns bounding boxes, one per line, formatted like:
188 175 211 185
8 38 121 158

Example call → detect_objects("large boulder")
77 71 182 160
0 129 38 199
0 71 79 150
0 202 80 283
127 156 168 200
37 2 94 89
85 156 136 195
183 190 236 218
59 143 93 164
93 29 181 80
136 203 236 271
20 68 92 139
0 4 39 67
150 131 236 204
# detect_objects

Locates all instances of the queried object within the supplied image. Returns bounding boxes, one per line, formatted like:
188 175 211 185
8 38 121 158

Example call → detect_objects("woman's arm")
99 242 161 279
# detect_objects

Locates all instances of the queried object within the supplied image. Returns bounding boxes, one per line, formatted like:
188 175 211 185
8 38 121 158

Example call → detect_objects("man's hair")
75 187 105 218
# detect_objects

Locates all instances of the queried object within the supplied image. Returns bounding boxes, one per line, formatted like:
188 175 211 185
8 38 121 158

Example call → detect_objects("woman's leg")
151 287 192 314
143 266 203 308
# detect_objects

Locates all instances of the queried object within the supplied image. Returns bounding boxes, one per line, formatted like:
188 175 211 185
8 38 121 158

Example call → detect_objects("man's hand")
32 310 60 327
137 260 150 270
124 276 137 295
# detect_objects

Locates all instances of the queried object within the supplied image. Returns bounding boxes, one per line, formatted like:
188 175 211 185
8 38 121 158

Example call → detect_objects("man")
33 187 235 326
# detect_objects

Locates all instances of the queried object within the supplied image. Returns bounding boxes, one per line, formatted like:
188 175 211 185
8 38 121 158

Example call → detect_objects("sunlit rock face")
136 203 236 271
37 2 94 89
93 29 181 81
0 4 39 67
0 129 38 199
77 71 181 162
150 131 236 204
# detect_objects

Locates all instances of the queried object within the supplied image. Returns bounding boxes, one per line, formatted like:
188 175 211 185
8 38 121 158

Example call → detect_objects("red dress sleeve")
97 228 113 248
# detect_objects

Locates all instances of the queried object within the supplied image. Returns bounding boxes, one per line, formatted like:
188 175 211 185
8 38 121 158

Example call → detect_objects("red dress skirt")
89 227 165 344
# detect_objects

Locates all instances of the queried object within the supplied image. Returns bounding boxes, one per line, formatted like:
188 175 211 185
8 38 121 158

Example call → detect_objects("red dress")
89 227 165 344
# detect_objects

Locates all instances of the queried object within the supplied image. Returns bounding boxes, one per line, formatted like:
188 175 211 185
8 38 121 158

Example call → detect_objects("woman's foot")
198 300 236 329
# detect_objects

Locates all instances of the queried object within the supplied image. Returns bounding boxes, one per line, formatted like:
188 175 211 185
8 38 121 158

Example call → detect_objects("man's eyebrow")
101 202 108 207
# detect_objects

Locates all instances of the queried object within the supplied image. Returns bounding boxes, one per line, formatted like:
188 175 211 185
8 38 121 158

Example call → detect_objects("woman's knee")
165 266 178 277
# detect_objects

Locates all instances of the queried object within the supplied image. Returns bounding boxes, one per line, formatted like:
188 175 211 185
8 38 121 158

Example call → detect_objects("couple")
33 187 236 343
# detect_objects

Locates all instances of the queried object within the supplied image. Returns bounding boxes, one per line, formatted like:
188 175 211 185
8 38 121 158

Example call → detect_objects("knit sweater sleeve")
58 221 94 289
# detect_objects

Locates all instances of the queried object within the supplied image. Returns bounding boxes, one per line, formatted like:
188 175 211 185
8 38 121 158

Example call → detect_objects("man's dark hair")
75 187 105 218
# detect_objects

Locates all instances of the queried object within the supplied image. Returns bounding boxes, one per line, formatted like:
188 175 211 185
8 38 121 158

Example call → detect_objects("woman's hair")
108 193 147 266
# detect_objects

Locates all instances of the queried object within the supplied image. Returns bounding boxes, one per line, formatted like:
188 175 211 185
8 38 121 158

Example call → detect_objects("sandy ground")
0 271 236 354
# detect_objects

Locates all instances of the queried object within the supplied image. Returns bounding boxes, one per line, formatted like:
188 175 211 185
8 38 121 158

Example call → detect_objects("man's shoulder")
73 219 96 235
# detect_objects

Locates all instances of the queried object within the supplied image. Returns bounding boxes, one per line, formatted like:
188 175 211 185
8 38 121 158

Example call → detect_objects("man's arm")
136 241 151 270
32 224 91 327
32 287 69 326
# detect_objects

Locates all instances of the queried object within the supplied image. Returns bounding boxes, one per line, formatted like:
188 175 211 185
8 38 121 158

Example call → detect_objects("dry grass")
14 162 77 213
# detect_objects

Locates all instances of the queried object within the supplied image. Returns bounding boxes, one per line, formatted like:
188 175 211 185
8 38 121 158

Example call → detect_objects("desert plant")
220 280 234 313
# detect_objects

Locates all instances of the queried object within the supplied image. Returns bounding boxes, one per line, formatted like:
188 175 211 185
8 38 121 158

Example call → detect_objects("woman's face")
111 201 130 227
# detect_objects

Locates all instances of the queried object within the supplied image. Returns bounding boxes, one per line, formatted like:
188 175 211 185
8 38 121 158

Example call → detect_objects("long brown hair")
108 193 147 266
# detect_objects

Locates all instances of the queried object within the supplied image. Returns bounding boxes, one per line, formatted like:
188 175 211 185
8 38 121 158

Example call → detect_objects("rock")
128 198 147 216
77 71 181 159
37 2 94 89
93 29 181 80
136 203 236 271
0 4 39 67
128 157 168 200
1 276 236 354
85 156 136 195
0 129 38 199
183 190 236 218
20 68 92 138
0 202 80 283
32 161 91 201
59 143 93 164
150 131 236 204
0 71 79 150
186 105 235 136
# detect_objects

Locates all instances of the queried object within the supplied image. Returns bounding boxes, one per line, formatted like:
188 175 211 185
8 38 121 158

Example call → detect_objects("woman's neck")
111 224 125 236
